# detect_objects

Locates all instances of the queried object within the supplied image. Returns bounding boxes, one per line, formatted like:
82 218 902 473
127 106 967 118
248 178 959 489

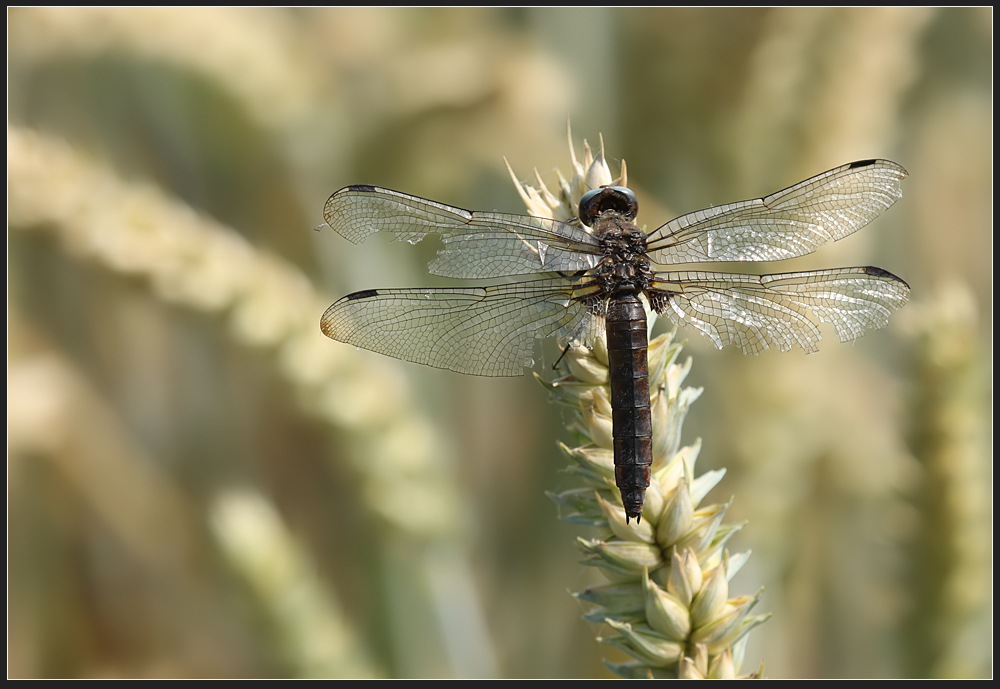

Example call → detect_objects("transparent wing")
320 278 604 377
322 185 602 279
647 267 909 355
645 160 907 265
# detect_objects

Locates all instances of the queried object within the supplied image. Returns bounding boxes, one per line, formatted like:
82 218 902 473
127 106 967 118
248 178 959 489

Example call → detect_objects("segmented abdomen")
605 292 652 523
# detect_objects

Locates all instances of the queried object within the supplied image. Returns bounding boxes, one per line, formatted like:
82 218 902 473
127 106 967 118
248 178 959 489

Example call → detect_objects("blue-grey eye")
578 186 638 226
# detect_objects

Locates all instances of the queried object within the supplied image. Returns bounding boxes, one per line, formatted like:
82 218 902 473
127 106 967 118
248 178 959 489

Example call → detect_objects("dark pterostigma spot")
862 265 909 287
849 159 877 169
347 289 379 300
348 184 378 193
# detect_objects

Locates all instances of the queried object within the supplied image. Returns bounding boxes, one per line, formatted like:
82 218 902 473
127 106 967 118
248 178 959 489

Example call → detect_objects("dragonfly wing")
322 185 601 279
648 267 910 355
645 160 907 265
321 278 604 377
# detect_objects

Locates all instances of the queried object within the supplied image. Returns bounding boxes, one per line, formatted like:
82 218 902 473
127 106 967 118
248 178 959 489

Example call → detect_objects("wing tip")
847 158 909 178
861 265 910 289
345 288 380 301
325 183 379 204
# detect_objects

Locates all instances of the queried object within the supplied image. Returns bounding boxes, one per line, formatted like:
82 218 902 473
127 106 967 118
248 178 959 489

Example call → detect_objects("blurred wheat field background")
7 7 992 678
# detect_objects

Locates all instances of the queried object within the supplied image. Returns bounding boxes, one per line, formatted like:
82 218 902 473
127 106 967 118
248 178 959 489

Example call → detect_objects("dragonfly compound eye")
578 186 639 227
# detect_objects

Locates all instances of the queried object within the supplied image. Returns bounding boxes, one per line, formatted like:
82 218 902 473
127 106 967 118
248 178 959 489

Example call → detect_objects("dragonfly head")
578 186 639 227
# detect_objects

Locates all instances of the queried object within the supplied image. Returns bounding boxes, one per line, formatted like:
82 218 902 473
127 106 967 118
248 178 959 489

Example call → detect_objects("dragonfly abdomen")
605 292 652 524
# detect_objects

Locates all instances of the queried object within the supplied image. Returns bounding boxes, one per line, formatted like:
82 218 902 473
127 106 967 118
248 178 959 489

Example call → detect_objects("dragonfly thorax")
580 187 648 282
592 219 653 295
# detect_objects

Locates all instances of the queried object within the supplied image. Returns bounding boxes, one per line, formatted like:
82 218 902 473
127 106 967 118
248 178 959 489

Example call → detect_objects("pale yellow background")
8 7 991 678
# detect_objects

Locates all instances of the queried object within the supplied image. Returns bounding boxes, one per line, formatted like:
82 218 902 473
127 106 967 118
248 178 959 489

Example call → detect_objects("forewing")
645 160 907 265
322 185 601 279
648 267 909 355
320 278 604 377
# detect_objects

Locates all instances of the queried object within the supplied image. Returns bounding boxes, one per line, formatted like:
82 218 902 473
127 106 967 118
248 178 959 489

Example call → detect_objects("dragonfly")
319 159 909 523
